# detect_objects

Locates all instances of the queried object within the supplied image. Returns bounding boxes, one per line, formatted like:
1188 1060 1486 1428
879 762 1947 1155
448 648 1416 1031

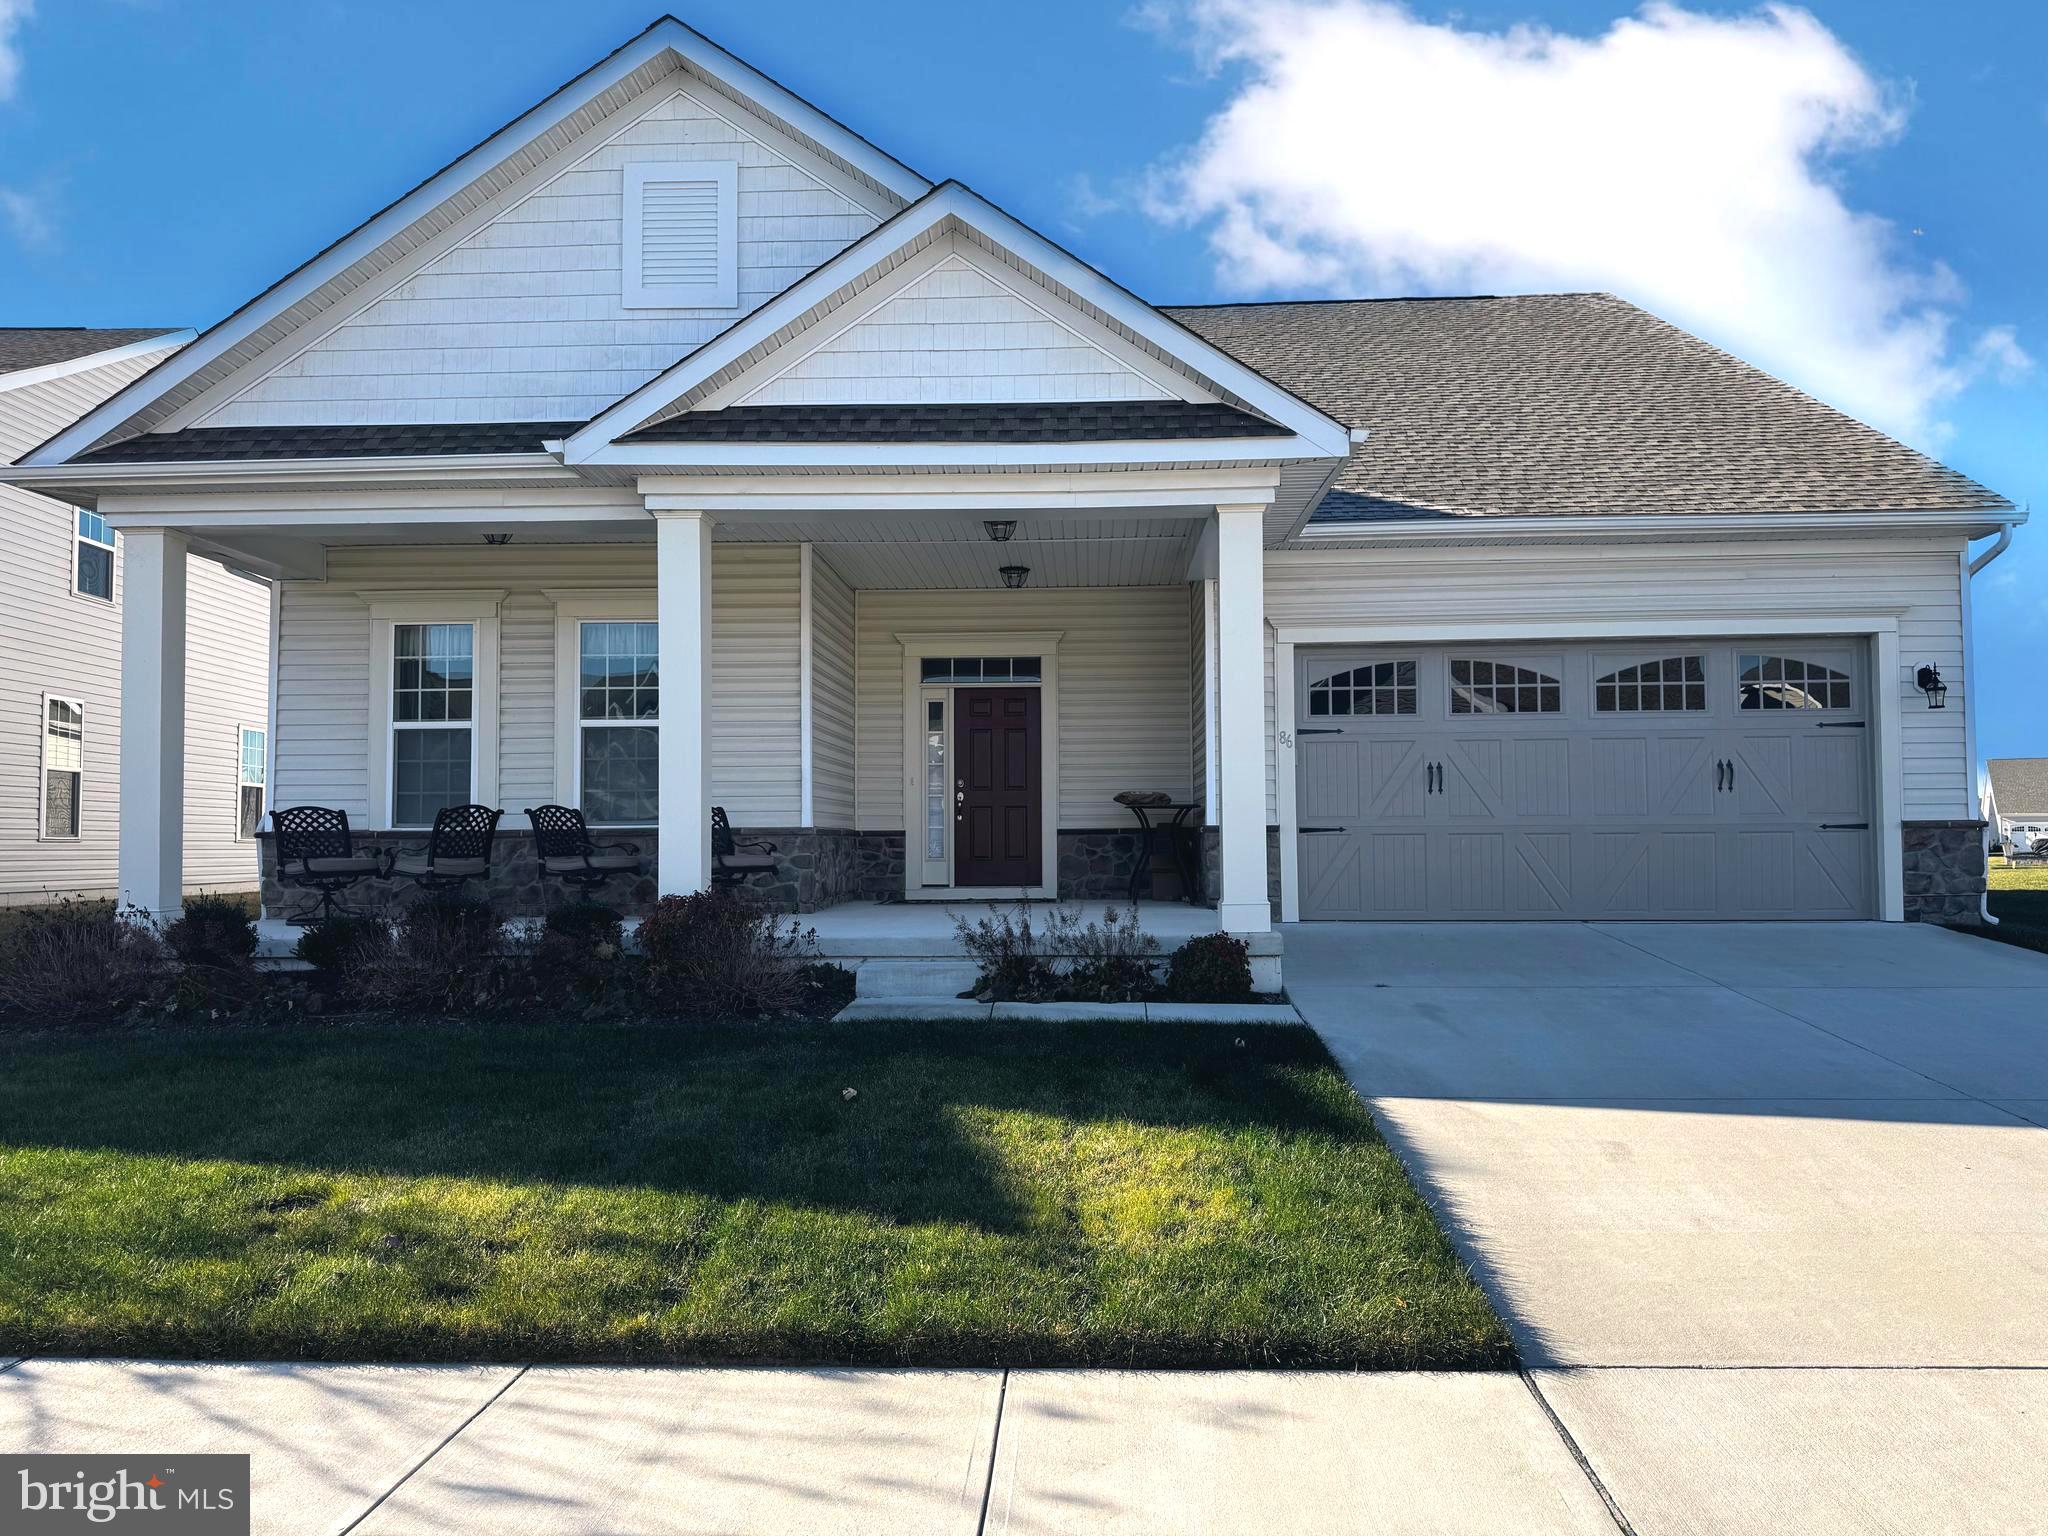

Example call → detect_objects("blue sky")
0 0 2039 769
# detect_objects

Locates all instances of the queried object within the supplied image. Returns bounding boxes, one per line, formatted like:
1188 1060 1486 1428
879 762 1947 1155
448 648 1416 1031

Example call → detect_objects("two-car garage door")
1295 640 1874 920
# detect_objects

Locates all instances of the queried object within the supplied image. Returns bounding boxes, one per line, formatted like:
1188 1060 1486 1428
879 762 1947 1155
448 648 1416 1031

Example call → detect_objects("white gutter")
1294 507 2026 545
1967 521 2017 925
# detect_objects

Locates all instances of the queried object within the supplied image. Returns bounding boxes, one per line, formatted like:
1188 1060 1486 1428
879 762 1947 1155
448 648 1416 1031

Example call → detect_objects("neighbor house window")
41 695 83 838
390 622 474 826
1738 654 1851 711
578 621 659 824
74 509 115 602
1596 656 1707 713
1450 659 1562 715
237 725 267 840
1308 661 1416 717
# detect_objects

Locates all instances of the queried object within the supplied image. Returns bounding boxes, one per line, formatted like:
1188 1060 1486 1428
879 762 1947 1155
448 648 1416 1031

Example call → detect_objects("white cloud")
0 0 31 101
0 184 52 248
1143 0 2026 446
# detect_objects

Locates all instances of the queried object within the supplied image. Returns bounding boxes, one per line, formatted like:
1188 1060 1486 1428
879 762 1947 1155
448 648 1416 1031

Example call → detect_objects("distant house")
1985 760 2048 853
0 329 274 905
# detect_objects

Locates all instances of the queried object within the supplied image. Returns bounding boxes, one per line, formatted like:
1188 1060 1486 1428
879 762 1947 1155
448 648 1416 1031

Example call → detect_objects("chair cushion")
300 856 381 876
544 853 640 875
715 852 779 871
392 855 487 878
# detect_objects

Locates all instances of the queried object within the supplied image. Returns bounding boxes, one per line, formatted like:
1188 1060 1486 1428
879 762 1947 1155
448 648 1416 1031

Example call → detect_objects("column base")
1217 900 1273 935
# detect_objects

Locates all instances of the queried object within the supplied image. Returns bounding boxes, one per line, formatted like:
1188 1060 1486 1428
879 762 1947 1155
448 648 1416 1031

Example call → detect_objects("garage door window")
1309 660 1415 716
1596 656 1707 713
1449 659 1561 715
1738 654 1851 711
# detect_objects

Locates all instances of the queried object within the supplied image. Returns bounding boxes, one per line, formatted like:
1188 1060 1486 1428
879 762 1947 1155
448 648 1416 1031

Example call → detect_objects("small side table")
1122 801 1202 905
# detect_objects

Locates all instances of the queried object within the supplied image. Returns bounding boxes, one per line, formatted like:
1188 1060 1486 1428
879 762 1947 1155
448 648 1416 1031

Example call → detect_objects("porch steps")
843 958 982 999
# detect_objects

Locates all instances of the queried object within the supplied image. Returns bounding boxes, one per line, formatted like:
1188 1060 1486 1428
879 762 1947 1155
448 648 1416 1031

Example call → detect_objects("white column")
1215 505 1270 934
119 528 189 916
656 510 715 895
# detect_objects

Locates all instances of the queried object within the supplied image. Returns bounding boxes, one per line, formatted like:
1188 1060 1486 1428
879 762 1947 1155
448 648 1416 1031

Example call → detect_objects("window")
578 621 659 824
1597 656 1707 713
237 726 267 840
925 698 947 863
919 656 1043 684
1738 654 1851 711
1449 659 1562 715
391 622 474 825
1308 660 1416 717
41 696 83 839
74 509 115 602
622 161 738 309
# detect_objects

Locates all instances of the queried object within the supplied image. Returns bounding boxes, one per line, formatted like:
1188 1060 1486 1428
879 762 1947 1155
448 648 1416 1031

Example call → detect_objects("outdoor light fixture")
483 532 514 546
983 519 1017 542
1914 663 1947 709
999 565 1031 589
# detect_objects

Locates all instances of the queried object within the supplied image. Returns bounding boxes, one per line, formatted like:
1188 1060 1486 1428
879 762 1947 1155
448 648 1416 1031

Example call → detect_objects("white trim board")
361 591 504 830
547 590 659 820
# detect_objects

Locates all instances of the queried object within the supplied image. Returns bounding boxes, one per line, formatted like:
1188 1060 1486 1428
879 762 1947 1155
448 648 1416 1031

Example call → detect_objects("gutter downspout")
1966 522 2016 924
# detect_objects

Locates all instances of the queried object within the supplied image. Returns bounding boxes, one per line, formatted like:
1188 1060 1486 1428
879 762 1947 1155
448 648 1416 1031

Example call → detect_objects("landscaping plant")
0 901 173 1025
351 893 508 1012
291 913 391 980
162 895 266 1015
528 900 628 1008
1164 932 1255 1002
1046 905 1159 1002
952 903 1059 1000
637 890 816 1018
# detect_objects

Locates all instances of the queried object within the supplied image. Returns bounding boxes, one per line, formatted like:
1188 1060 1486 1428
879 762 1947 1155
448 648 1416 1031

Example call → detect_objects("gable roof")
1167 294 2013 523
0 329 183 376
1987 759 2048 816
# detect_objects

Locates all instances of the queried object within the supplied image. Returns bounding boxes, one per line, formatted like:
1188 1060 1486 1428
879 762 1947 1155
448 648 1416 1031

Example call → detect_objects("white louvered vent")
622 161 738 310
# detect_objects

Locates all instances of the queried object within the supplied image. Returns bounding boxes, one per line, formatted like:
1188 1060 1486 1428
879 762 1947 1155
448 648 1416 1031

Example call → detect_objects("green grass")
0 1018 1508 1369
1990 860 2048 894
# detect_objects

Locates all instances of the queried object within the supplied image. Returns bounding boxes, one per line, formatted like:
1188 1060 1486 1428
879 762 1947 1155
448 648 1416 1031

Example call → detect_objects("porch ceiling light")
483 532 514 546
999 565 1031 589
1914 663 1947 709
983 519 1018 542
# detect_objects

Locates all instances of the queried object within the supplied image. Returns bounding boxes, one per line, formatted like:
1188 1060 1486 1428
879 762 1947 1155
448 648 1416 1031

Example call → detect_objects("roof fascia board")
0 332 193 396
578 435 1325 469
1291 507 2025 545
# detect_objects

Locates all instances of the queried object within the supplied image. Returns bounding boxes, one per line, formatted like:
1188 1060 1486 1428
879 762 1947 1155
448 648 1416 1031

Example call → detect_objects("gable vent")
623 161 738 310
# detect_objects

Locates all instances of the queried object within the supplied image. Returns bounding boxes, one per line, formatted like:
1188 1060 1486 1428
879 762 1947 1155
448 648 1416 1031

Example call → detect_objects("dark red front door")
955 688 1041 886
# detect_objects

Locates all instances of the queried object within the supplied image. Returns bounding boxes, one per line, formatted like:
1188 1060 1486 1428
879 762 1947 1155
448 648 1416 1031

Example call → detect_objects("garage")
1294 640 1875 920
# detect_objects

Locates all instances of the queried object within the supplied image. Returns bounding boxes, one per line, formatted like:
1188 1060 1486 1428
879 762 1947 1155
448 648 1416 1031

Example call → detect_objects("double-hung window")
42 695 84 839
577 621 659 824
391 622 475 826
74 510 115 602
238 725 267 840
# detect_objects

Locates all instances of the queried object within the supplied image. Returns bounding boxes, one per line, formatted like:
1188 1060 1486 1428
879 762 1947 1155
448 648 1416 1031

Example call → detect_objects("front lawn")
0 1018 1508 1369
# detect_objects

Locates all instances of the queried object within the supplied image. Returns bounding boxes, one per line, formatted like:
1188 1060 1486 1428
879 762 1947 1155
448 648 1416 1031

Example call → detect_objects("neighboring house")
2 18 2020 934
1984 759 2048 852
0 328 274 906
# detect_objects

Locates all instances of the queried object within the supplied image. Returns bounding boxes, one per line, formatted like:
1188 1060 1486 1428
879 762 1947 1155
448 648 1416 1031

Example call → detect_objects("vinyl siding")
1263 537 1974 821
273 543 802 826
1189 580 1211 821
853 586 1194 832
810 553 857 827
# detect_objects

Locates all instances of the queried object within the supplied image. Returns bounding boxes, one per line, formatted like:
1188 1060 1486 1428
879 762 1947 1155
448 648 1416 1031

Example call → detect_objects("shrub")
163 895 259 969
529 901 627 1007
952 903 1059 1001
351 893 507 1013
1049 906 1159 1003
638 890 815 1018
0 903 172 1025
293 913 391 979
1163 932 1254 1002
794 960 856 1020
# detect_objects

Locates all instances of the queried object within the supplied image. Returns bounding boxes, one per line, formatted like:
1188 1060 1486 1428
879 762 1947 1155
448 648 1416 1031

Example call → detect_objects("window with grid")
238 726 267 840
74 509 115 602
1449 659 1562 715
391 622 474 826
1737 654 1851 711
1307 661 1416 717
918 656 1043 684
42 696 83 838
1596 656 1707 713
579 621 659 824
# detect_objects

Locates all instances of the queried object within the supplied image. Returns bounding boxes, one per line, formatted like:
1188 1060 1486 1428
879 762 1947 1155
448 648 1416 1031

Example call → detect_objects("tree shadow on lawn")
0 1019 1377 1238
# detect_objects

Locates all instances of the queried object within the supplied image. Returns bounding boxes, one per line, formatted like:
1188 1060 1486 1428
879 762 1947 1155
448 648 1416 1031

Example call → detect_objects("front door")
955 687 1041 886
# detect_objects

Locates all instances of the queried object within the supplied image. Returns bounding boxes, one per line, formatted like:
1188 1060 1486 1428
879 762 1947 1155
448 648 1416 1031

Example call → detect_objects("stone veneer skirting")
1901 819 1988 926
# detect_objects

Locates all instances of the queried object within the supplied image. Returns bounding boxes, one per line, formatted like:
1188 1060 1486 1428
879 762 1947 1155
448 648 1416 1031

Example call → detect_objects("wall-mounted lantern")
1914 663 1947 709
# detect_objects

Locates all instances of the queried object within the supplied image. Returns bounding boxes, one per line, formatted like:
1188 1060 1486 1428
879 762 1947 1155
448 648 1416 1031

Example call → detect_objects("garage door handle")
1299 826 1349 834
1296 727 1344 735
1819 823 1869 831
1816 721 1867 729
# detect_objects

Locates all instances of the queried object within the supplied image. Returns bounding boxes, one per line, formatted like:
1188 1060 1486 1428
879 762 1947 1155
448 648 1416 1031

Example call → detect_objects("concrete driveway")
1287 919 2048 1534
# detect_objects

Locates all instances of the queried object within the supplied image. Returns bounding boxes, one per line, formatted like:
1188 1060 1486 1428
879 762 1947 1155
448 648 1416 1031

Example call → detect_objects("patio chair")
273 805 387 926
390 804 503 894
525 805 644 894
712 806 779 890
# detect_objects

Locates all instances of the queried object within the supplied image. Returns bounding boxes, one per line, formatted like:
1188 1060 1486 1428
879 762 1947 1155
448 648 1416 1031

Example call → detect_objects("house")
2 16 2018 950
0 329 274 907
1984 760 2048 854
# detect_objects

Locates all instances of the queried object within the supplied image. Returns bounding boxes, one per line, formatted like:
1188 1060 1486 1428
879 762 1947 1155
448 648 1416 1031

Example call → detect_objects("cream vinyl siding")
201 86 886 428
853 587 1193 831
181 559 275 889
273 544 802 826
1189 581 1210 820
1264 536 1975 822
810 554 857 827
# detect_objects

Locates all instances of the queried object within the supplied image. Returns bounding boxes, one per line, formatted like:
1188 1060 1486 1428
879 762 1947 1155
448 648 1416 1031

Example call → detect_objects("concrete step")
852 958 982 999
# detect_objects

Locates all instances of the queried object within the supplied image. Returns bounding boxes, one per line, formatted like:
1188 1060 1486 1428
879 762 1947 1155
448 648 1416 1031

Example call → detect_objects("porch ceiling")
727 514 1202 589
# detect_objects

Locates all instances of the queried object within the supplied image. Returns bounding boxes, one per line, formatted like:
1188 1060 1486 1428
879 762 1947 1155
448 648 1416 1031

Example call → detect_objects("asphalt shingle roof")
0 328 182 375
618 401 1288 444
1165 294 2012 523
1987 759 2048 816
71 422 583 463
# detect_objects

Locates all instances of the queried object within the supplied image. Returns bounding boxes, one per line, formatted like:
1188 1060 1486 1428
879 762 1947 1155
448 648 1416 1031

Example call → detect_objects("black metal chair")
391 804 502 893
712 806 778 889
525 805 643 894
273 805 387 926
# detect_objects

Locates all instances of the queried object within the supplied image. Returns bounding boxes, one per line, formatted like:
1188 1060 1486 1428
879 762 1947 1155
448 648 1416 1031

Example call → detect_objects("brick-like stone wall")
1902 819 1987 925
1197 826 1280 915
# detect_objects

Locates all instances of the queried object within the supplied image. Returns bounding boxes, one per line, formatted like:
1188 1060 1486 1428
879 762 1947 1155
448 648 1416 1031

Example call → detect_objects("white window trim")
894 629 1063 902
39 692 85 841
547 590 660 828
72 509 117 605
621 160 739 311
236 722 267 842
362 591 502 831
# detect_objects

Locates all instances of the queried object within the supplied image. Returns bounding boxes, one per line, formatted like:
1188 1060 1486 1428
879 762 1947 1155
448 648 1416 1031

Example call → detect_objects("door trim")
1277 616 1903 922
895 630 1063 901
